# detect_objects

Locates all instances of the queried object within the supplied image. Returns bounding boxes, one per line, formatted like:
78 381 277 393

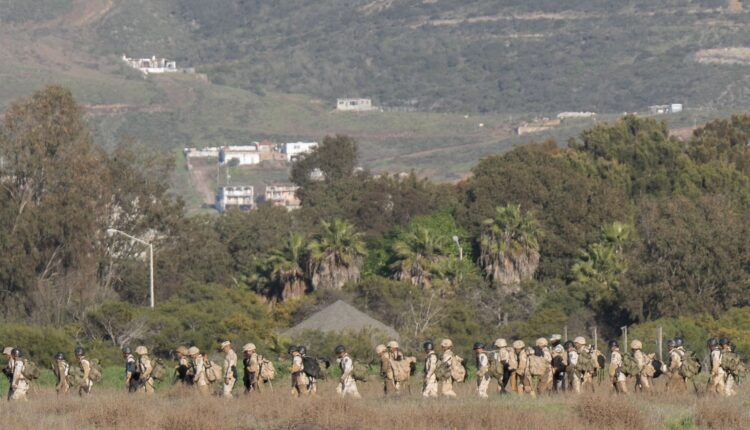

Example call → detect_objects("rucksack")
435 360 451 381
21 359 40 381
204 360 223 383
650 359 664 378
528 354 549 377
302 356 321 378
506 348 518 370
679 350 702 378
259 356 276 381
450 355 466 382
151 358 167 381
488 353 505 379
620 353 640 377
351 361 369 382
89 359 103 383
721 351 747 378
594 351 605 370
576 349 596 373
390 357 414 383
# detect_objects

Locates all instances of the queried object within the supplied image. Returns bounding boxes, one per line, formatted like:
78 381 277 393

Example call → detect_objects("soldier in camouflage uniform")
53 352 70 394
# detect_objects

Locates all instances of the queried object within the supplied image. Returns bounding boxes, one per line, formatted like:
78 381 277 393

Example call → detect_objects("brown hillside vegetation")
2 382 747 430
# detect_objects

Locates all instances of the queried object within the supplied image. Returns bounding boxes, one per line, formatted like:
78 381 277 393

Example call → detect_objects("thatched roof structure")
282 300 399 340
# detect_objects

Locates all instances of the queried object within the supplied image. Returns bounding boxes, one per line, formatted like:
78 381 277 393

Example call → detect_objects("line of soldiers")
3 346 94 401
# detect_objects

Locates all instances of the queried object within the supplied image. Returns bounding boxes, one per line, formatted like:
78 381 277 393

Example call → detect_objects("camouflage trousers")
10 380 29 401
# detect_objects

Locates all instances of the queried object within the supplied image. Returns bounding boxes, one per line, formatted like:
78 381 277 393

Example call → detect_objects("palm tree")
390 228 450 289
478 204 541 292
266 232 308 300
307 219 367 290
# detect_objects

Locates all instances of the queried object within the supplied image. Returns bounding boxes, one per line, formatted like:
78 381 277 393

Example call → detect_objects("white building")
336 98 375 112
122 55 178 75
649 103 683 115
217 186 255 212
265 185 301 210
220 145 261 166
184 147 221 159
284 142 319 162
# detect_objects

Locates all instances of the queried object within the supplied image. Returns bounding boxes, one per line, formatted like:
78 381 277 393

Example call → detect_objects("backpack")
351 361 369 382
390 357 413 383
576 349 596 373
259 356 276 381
488 353 505 379
721 351 747 378
650 359 664 378
506 348 518 370
594 350 605 370
302 356 321 378
528 354 549 377
151 358 167 381
21 359 40 381
89 359 103 383
450 355 466 382
435 361 451 381
204 360 223 383
679 350 702 378
620 353 640 377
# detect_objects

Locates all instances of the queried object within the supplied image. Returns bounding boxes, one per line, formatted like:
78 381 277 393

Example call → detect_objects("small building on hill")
282 300 399 340
220 145 261 166
336 98 375 112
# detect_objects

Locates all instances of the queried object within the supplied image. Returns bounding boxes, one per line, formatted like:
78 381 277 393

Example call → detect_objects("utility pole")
658 326 663 361
621 326 628 352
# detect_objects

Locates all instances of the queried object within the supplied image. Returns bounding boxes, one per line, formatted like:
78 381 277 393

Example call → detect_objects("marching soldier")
608 340 628 394
335 345 361 399
3 347 14 400
376 344 396 396
289 345 308 397
493 338 515 393
719 337 736 396
565 340 581 394
75 346 93 396
549 334 567 392
298 345 317 394
513 340 527 395
123 347 140 393
387 341 404 395
53 352 70 394
525 338 552 397
174 346 191 385
422 341 438 398
440 339 458 398
243 343 260 394
135 346 154 395
574 337 595 393
220 341 237 398
473 342 491 399
630 340 652 392
188 346 210 395
666 339 687 393
707 338 725 395
9 349 29 401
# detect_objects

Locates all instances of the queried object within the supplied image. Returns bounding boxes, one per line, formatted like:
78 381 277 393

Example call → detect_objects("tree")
307 219 367 290
390 227 450 289
266 233 309 301
479 204 541 292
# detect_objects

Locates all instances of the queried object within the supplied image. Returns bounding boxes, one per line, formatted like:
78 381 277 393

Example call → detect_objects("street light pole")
107 228 155 308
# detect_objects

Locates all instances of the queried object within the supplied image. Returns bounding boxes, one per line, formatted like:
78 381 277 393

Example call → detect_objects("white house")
217 186 254 212
264 185 300 210
220 145 261 166
337 98 375 112
184 147 221 159
122 55 178 74
284 142 319 162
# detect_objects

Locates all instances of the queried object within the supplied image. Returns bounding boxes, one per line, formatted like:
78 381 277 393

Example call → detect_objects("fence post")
564 325 568 342
658 326 663 361
621 326 628 351
593 326 598 351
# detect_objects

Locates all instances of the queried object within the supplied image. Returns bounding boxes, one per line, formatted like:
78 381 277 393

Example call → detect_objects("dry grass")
0 379 747 429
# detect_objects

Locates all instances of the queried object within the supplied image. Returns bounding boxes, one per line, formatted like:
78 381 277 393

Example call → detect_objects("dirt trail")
188 162 218 206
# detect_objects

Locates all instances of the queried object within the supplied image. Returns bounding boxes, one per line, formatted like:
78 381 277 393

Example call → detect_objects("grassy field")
0 371 746 429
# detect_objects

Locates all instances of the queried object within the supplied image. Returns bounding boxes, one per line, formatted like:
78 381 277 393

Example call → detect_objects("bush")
576 394 645 430
695 398 746 429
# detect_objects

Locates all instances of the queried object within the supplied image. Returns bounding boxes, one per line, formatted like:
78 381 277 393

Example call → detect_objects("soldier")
123 347 140 393
289 345 308 397
220 341 237 398
422 341 438 398
608 340 628 394
75 346 93 396
525 338 552 398
665 338 687 393
719 337 736 396
549 334 567 392
9 349 29 401
135 346 154 395
440 339 458 398
705 338 724 395
574 337 595 393
298 345 316 394
473 342 491 399
376 344 395 396
3 346 14 400
491 339 511 393
566 340 581 394
242 343 260 394
188 346 210 395
630 340 652 392
386 340 404 395
335 345 361 399
512 340 527 395
174 346 191 385
53 352 70 394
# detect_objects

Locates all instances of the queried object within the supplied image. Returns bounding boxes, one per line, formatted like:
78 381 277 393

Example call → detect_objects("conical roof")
282 300 399 340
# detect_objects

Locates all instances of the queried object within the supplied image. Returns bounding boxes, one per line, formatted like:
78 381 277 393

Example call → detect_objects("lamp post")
107 228 154 308
452 235 463 261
